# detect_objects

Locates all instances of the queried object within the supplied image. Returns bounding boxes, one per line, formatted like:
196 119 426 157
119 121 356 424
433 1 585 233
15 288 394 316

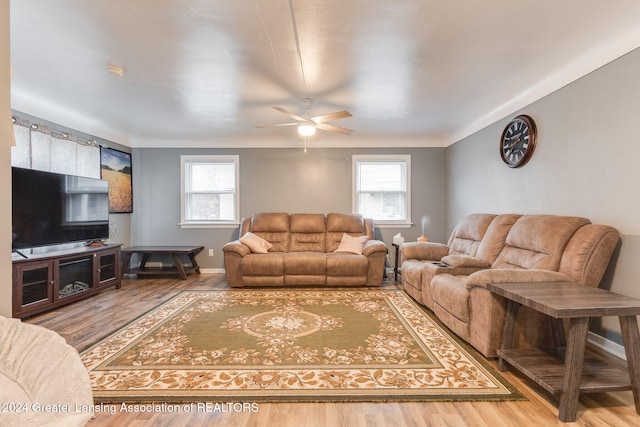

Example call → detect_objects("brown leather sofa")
400 214 620 357
223 212 388 287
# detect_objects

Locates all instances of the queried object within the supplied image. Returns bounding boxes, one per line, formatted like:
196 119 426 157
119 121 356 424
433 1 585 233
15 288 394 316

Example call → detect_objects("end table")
488 281 640 422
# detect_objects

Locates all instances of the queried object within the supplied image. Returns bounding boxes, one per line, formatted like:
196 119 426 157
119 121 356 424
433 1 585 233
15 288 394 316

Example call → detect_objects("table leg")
189 253 201 274
394 246 400 282
551 318 566 348
171 254 188 279
619 315 640 414
498 299 521 372
121 252 133 279
139 254 150 270
558 317 590 422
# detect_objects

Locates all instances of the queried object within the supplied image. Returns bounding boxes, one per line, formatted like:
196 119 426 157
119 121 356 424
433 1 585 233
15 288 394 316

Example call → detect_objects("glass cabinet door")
16 261 53 309
99 252 117 283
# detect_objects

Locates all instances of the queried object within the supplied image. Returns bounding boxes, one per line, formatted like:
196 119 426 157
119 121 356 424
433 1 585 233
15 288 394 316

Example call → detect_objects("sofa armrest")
362 239 387 286
440 255 490 269
362 239 387 256
465 269 575 290
399 242 449 261
222 240 251 257
223 240 251 287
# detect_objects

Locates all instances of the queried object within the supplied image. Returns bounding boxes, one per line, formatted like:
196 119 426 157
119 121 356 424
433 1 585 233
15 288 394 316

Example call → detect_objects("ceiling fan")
256 1 353 140
257 97 353 137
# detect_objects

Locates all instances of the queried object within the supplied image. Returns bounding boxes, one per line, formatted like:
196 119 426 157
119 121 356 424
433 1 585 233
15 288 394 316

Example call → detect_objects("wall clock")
499 115 537 168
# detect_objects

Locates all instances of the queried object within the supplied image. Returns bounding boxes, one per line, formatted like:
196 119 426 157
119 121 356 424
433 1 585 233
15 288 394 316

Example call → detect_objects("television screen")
12 167 110 249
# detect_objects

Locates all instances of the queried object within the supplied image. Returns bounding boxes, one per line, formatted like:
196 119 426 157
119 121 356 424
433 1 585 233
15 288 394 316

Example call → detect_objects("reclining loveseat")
400 213 619 357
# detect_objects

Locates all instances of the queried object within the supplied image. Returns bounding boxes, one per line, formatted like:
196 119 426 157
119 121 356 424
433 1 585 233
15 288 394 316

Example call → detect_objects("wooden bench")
121 246 204 280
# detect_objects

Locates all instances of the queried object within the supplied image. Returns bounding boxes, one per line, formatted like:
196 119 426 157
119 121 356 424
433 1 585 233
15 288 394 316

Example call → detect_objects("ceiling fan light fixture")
298 122 316 137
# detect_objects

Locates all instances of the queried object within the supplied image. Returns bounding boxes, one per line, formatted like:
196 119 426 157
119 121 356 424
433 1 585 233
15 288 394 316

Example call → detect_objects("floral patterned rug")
81 289 524 402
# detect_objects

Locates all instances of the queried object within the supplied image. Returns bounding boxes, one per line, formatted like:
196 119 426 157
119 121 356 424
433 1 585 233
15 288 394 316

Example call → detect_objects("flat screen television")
12 167 110 250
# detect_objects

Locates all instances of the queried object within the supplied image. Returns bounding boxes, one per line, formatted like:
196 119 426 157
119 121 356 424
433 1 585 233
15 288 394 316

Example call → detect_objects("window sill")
179 222 240 229
374 222 413 228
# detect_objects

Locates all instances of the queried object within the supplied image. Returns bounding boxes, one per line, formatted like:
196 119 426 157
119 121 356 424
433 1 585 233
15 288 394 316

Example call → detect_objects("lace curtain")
10 122 100 179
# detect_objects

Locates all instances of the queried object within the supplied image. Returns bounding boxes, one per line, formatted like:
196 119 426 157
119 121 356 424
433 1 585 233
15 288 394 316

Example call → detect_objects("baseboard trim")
588 331 626 361
200 268 225 274
134 264 224 274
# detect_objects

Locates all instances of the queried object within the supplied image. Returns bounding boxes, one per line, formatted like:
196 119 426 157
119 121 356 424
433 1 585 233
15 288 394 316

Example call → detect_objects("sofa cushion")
418 262 456 309
326 213 366 252
289 214 327 252
475 214 522 264
250 212 290 252
334 233 369 254
492 215 591 270
241 252 285 276
284 252 326 275
559 224 620 287
326 252 368 276
240 231 273 253
432 274 471 323
447 213 497 256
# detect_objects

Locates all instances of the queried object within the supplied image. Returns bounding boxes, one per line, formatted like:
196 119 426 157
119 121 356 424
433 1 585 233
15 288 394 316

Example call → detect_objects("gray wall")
445 47 640 345
131 147 447 269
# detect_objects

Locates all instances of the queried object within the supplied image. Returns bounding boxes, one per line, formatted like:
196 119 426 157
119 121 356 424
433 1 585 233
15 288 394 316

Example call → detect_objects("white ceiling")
10 0 640 148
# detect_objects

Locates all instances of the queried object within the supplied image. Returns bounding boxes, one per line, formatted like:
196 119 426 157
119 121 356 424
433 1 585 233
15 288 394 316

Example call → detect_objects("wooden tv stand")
12 244 122 319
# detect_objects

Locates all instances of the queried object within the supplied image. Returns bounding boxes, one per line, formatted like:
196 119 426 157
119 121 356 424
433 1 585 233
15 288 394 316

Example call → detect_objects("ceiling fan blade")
272 106 305 122
255 122 299 128
315 123 354 135
311 110 352 124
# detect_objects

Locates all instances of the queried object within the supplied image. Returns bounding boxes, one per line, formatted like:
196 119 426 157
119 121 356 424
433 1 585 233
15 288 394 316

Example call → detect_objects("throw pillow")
240 232 273 254
334 233 369 255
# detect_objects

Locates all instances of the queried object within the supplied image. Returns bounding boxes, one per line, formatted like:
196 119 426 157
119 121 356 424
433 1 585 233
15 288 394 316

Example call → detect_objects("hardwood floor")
26 274 640 427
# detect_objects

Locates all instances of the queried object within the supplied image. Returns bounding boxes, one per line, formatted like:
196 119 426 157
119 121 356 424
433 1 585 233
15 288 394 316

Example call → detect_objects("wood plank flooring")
25 274 640 427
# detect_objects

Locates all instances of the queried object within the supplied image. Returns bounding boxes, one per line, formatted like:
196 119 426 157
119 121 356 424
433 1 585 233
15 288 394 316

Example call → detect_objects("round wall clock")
499 115 537 168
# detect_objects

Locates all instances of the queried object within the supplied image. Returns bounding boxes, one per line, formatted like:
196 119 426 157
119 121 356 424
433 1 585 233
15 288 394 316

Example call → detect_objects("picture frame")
100 147 133 213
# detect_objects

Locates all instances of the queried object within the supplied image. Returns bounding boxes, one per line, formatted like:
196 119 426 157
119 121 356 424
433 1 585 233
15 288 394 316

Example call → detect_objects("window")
352 155 411 226
180 155 239 227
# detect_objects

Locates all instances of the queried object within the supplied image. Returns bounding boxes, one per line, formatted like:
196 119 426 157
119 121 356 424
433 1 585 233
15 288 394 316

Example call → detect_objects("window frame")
180 154 240 228
352 154 411 227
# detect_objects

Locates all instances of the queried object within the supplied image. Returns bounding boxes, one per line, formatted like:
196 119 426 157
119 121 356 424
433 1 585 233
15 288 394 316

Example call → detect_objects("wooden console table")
121 246 204 280
488 281 640 422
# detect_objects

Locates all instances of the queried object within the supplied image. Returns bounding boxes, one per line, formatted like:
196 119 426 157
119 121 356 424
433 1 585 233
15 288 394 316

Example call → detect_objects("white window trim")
179 154 240 228
352 154 412 227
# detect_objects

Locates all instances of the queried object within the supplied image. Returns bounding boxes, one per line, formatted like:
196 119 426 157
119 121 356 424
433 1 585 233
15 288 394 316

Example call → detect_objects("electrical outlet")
208 249 214 257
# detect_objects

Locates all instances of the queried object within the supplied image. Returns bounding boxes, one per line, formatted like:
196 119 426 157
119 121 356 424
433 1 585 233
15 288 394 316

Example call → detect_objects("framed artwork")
100 147 133 213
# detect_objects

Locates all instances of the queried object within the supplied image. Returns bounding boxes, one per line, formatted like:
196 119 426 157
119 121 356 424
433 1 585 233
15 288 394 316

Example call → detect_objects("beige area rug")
81 289 524 403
